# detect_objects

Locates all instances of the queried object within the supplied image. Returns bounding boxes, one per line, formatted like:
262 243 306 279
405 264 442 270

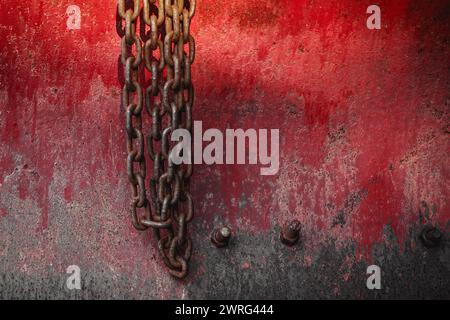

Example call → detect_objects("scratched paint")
0 0 449 298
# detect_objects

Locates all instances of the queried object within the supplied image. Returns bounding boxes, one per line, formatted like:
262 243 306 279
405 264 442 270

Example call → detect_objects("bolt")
420 226 442 248
211 226 232 248
280 220 301 246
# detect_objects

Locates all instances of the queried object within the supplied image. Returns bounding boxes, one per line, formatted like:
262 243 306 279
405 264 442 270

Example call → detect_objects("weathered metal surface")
0 0 449 299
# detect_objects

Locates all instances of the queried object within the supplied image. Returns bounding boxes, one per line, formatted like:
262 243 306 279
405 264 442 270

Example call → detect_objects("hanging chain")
118 0 195 279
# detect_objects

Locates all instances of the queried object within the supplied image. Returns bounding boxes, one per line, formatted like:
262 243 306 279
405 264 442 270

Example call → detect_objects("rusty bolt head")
420 226 442 248
280 220 301 246
211 226 232 248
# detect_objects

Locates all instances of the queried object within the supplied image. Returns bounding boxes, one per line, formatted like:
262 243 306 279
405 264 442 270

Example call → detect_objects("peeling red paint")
63 185 72 202
0 0 449 291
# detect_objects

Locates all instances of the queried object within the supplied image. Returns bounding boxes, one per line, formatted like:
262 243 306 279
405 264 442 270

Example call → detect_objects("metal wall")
0 0 449 299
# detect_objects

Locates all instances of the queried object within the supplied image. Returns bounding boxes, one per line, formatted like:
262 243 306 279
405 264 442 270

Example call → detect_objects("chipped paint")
0 0 449 298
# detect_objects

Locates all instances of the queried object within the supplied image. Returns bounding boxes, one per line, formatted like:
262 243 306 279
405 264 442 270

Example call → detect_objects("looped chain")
118 0 195 279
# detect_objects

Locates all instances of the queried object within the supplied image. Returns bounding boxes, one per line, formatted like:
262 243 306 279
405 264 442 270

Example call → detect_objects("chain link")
118 0 195 279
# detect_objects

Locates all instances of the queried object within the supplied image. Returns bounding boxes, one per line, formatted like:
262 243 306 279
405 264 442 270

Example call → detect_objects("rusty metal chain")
118 0 195 279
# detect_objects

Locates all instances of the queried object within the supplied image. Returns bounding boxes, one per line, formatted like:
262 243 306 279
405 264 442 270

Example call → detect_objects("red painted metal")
0 0 448 295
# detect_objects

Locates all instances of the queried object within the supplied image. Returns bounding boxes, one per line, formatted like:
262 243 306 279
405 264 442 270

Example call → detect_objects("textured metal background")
0 0 449 299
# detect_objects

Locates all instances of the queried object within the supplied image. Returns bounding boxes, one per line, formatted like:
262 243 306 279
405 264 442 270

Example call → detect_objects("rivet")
280 220 301 246
211 226 232 248
420 225 442 248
